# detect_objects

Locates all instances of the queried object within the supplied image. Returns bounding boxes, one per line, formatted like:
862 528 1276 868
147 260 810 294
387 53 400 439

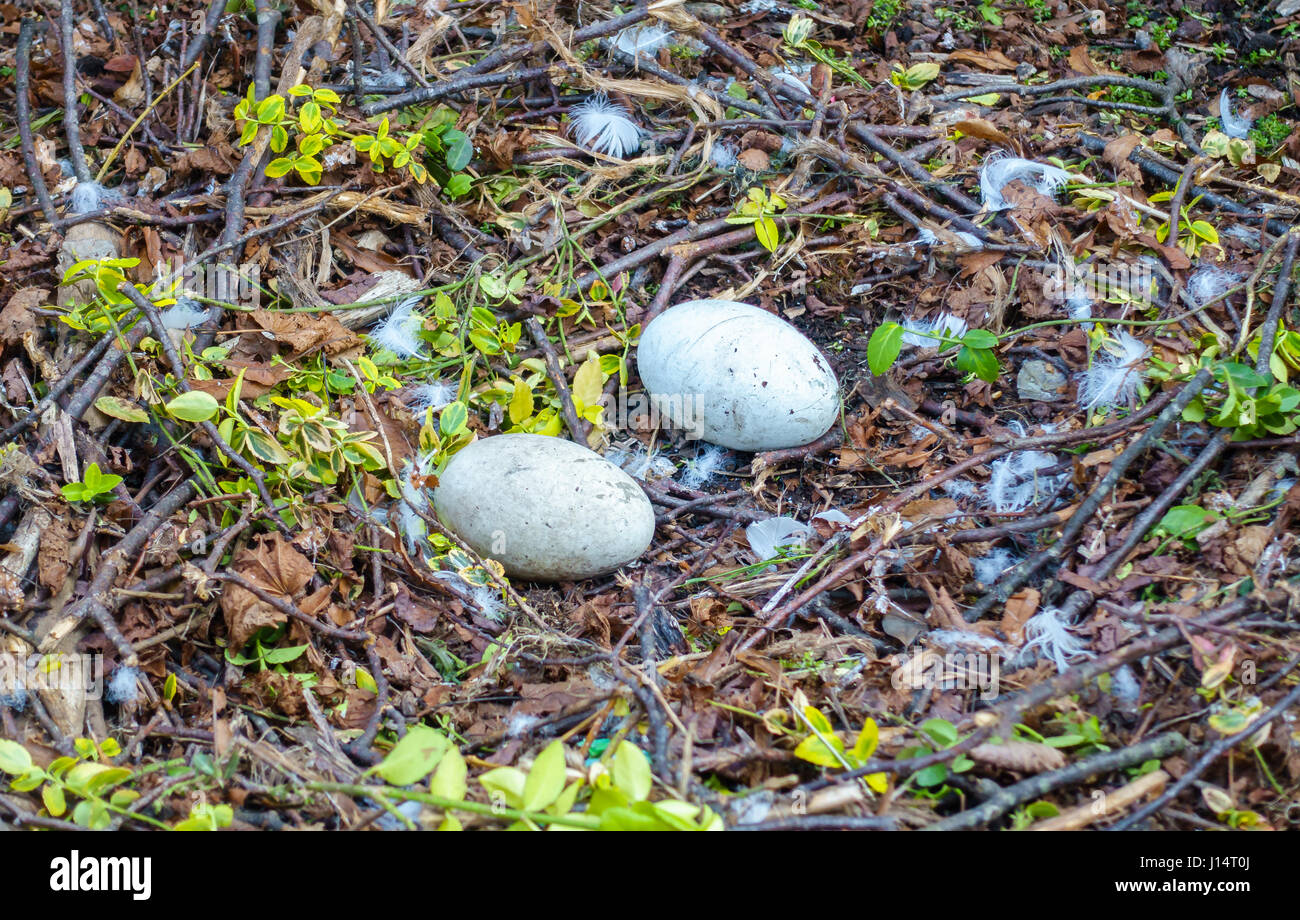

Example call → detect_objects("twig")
1110 679 1300 830
922 732 1186 831
60 0 91 183
16 18 58 227
179 0 229 71
524 316 589 445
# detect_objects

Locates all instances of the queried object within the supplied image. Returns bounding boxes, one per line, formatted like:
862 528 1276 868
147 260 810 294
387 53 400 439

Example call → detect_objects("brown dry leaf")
947 49 1018 71
219 534 315 649
1001 588 1040 644
1067 45 1116 76
953 118 1012 147
737 147 770 171
37 515 74 592
970 740 1067 773
392 583 442 633
0 288 47 345
248 308 364 359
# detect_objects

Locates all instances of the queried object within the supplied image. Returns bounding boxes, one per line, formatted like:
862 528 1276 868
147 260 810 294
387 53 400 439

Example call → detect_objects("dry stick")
16 19 58 227
960 367 1213 624
1075 133 1291 237
524 317 589 444
60 0 91 183
740 395 1182 648
922 731 1187 831
1112 679 1300 831
569 192 851 300
253 0 280 103
361 64 556 117
118 283 289 536
359 7 650 116
0 325 120 441
1251 231 1300 369
350 0 430 89
179 0 228 71
40 480 197 666
1164 156 1200 261
206 572 368 642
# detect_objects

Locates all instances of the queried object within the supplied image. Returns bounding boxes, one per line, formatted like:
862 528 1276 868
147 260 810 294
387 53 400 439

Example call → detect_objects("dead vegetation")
0 0 1299 831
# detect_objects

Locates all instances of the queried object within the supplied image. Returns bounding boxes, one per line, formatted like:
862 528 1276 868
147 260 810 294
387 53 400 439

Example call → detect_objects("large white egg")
636 299 840 451
433 433 655 581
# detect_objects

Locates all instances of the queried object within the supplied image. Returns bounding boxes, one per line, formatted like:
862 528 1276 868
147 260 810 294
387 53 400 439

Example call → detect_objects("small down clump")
1218 88 1253 140
1077 330 1150 412
369 297 427 359
106 666 142 704
1187 264 1241 307
678 444 727 489
901 312 969 348
1019 606 1092 673
68 180 121 215
986 451 1064 513
979 154 1072 212
402 380 456 416
570 94 642 159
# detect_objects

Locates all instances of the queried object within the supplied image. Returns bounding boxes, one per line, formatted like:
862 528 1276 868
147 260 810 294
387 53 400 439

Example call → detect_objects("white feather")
901 312 969 347
746 517 808 559
1187 264 1241 307
972 546 1020 587
678 444 727 489
471 585 507 622
1019 606 1091 673
613 24 674 58
979 153 1072 211
606 445 676 481
69 180 121 215
770 66 812 100
396 457 433 554
709 141 739 170
570 93 642 159
402 380 456 415
369 297 426 359
926 629 1010 654
914 228 939 246
160 298 211 330
986 451 1064 513
1219 88 1253 140
1077 330 1150 412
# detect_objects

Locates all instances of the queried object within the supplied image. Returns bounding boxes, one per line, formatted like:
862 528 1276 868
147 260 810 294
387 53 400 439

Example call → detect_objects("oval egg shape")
636 299 840 451
433 433 656 582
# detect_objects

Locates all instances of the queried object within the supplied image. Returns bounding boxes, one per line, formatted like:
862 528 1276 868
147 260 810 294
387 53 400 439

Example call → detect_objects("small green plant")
864 0 902 34
899 718 975 789
1243 47 1278 68
0 735 165 829
1150 192 1220 256
890 62 942 92
782 13 867 86
1148 16 1177 50
234 83 473 195
1209 41 1234 64
1250 112 1291 152
726 186 787 253
224 625 311 674
867 320 1001 383
61 462 123 503
351 728 723 830
937 6 978 31
791 705 889 792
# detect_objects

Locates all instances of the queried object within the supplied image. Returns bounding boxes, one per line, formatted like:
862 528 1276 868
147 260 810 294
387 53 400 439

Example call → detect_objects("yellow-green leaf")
164 390 219 422
755 216 780 252
522 740 567 811
571 353 604 409
94 396 149 423
430 746 468 802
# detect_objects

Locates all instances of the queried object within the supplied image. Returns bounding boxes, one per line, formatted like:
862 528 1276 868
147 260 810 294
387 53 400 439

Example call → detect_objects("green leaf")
920 718 959 747
371 725 449 786
165 390 220 422
0 740 33 775
956 345 1000 382
755 216 780 252
794 732 848 768
508 379 533 425
867 322 904 376
94 396 150 423
255 94 285 125
430 747 468 801
439 401 469 437
478 766 526 809
961 329 998 350
612 741 653 802
522 741 567 811
443 129 473 171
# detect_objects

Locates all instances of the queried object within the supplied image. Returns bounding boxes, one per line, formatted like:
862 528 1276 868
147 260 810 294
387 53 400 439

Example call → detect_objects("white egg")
636 299 839 450
433 433 655 581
